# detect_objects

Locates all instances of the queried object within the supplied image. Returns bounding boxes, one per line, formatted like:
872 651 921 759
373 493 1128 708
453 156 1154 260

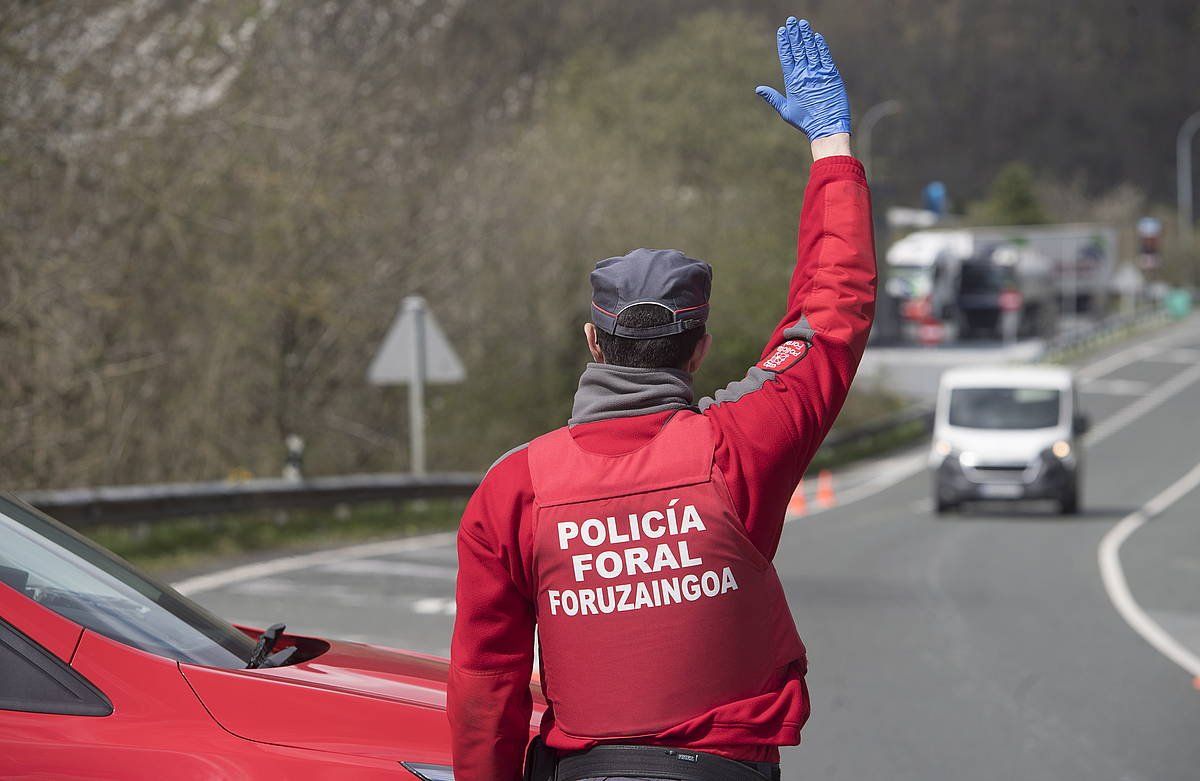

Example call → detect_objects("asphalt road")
180 317 1200 781
857 337 1046 399
857 313 1102 400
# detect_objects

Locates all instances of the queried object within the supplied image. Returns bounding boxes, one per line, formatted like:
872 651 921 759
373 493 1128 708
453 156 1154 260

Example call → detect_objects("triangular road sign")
368 296 465 385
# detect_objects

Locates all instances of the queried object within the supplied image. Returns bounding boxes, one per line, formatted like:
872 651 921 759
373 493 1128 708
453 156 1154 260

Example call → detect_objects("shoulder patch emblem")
758 339 810 373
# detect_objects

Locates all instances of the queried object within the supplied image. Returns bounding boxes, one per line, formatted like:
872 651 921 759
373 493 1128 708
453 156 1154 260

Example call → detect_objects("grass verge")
88 498 467 576
809 414 930 472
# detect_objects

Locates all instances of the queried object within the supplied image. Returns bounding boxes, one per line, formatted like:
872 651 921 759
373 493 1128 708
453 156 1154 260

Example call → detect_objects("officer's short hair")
596 304 706 371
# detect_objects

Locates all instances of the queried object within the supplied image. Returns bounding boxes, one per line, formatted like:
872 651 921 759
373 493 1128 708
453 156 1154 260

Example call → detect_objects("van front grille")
966 464 1028 483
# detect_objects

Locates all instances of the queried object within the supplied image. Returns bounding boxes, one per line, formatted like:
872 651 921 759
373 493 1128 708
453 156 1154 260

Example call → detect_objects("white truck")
885 224 1118 343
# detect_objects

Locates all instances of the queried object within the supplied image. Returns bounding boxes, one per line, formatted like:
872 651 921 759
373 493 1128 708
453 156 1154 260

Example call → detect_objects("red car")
0 493 542 779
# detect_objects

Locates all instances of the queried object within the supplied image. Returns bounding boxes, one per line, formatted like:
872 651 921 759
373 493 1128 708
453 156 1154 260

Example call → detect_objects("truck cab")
885 230 970 344
956 244 1056 340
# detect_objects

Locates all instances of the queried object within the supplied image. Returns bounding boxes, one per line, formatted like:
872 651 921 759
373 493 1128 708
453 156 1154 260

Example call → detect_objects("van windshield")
948 387 1062 429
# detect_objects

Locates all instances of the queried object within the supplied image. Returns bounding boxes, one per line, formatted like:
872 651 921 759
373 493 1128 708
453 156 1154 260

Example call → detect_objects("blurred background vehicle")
956 243 1056 341
930 366 1088 515
885 224 1119 345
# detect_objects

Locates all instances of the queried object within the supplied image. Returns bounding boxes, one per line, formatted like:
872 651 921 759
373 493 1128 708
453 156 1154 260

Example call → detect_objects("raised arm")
701 18 876 559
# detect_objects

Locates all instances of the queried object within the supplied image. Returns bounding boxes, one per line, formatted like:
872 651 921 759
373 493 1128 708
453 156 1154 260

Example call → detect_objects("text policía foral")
546 498 739 617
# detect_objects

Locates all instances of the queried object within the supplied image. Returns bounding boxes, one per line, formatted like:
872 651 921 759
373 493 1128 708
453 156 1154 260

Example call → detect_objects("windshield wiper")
246 622 297 669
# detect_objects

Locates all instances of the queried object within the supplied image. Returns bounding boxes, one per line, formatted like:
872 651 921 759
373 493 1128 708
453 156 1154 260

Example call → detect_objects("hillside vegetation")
2 1 1196 487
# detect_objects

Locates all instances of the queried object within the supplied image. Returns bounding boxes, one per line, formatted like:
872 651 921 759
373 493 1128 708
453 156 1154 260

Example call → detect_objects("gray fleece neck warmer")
569 363 696 425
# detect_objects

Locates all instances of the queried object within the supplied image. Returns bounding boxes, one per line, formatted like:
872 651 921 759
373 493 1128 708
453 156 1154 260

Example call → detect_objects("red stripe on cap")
591 301 619 318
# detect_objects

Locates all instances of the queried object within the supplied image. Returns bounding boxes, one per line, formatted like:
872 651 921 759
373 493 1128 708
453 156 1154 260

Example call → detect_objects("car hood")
181 633 544 764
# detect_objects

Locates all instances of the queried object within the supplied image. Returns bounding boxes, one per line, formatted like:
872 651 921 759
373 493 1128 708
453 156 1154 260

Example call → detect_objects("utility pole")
1178 109 1200 250
858 99 903 178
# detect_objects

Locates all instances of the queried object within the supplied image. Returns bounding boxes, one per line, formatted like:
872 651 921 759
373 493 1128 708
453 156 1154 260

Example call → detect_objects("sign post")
408 298 428 474
368 296 465 474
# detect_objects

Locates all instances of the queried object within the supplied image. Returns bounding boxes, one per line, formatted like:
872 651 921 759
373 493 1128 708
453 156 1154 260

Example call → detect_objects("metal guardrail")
1041 305 1170 362
820 404 934 452
20 473 480 528
23 412 942 528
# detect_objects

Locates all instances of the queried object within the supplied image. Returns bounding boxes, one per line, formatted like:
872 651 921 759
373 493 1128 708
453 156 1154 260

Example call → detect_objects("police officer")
449 17 876 781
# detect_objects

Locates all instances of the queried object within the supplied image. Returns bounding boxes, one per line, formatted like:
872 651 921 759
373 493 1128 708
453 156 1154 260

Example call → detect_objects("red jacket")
449 155 876 781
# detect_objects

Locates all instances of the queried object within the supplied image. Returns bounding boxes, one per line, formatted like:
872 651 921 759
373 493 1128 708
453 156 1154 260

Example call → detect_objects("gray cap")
589 248 712 339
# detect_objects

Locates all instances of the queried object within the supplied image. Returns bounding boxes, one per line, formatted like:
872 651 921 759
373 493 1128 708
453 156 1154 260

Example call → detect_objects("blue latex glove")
755 17 851 140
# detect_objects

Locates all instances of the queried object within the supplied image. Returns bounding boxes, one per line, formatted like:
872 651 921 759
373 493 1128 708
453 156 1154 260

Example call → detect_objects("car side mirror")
1073 413 1091 436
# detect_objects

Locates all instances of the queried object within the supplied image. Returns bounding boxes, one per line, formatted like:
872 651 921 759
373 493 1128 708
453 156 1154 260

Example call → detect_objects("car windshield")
0 497 256 668
948 387 1062 430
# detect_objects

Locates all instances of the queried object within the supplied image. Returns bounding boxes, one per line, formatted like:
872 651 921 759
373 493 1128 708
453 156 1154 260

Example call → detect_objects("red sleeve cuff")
809 155 866 184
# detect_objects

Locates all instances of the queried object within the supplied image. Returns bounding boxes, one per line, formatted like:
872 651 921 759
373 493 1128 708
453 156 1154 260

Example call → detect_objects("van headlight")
1042 440 1076 470
958 451 979 468
402 764 454 780
934 439 953 457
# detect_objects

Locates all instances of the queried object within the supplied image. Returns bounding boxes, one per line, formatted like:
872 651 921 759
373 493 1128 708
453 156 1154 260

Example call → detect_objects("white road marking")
172 532 459 596
229 577 313 596
1074 343 1163 382
229 578 374 605
413 597 458 615
1098 460 1200 678
1152 348 1200 364
1080 378 1149 397
318 558 458 580
785 450 929 522
1081 338 1200 675
1072 321 1198 382
835 451 928 505
1083 360 1200 446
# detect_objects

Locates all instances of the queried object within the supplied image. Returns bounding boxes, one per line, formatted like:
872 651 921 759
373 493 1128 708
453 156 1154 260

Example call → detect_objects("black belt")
555 744 780 781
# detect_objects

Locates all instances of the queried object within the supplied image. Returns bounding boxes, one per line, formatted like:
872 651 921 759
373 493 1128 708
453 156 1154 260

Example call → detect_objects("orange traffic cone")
816 469 836 508
787 480 808 517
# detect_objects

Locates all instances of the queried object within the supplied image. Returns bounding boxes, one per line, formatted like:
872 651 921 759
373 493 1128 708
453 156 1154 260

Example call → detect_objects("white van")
929 366 1088 514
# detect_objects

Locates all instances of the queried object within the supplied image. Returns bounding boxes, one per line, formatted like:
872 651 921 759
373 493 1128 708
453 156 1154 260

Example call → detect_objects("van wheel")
1059 487 1080 515
935 496 959 515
